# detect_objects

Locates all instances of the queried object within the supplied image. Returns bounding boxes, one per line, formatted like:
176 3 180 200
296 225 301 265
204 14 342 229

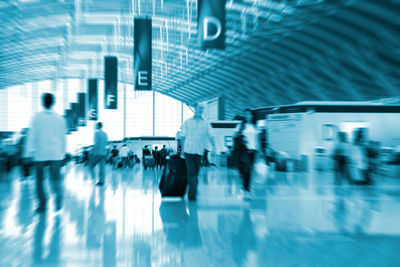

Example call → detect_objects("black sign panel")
70 103 78 131
134 18 152 91
66 109 74 132
198 0 226 49
64 111 71 135
88 79 98 120
77 93 86 126
104 56 118 109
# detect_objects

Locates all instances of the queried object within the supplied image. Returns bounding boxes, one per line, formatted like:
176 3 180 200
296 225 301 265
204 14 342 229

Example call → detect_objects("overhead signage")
198 0 226 49
104 56 118 109
88 79 98 120
134 18 152 91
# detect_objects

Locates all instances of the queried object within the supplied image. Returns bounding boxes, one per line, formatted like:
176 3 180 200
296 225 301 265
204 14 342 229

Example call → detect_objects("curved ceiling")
1 0 399 119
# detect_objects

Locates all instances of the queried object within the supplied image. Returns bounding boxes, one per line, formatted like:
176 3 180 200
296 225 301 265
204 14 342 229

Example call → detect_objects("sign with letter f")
198 0 226 49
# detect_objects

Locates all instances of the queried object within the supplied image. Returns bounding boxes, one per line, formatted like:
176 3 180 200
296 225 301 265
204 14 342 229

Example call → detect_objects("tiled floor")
0 164 399 266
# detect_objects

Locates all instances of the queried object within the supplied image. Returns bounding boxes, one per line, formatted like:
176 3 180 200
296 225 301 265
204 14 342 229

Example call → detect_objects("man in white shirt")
90 122 108 186
181 103 215 201
25 93 67 213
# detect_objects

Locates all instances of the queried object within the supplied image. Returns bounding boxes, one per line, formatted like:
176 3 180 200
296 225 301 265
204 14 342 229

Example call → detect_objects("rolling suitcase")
143 155 155 169
159 154 187 197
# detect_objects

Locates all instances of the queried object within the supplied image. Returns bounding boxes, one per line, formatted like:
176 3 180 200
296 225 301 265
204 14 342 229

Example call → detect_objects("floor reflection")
33 213 62 266
0 165 400 266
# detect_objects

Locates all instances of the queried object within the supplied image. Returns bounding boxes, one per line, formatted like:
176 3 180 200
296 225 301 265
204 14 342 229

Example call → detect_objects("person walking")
332 132 353 185
233 109 259 200
160 145 168 167
90 122 108 186
181 103 215 201
153 146 161 168
350 128 371 185
25 93 67 213
110 145 119 170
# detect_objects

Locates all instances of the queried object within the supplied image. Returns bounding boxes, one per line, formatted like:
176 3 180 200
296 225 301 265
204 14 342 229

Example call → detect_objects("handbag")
252 155 269 185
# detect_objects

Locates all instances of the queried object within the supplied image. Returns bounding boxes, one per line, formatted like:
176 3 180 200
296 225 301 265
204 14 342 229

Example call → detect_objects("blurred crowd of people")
1 93 399 213
331 128 383 186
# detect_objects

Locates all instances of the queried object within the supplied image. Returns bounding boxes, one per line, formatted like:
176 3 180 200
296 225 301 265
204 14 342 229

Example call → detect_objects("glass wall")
1 79 193 152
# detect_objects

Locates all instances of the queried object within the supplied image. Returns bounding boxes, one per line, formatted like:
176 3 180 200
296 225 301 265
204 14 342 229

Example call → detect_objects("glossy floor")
0 164 400 267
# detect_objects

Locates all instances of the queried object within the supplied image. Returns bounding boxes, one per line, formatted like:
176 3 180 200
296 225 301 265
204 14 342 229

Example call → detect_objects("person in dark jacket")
153 146 161 168
233 109 259 201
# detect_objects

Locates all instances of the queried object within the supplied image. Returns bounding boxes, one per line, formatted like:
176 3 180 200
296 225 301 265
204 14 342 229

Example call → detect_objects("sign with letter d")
198 0 226 49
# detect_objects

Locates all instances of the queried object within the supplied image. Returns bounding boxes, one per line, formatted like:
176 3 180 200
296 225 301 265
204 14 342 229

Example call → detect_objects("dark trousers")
334 160 352 185
238 150 256 191
21 159 32 177
90 155 106 182
36 160 63 209
185 153 202 199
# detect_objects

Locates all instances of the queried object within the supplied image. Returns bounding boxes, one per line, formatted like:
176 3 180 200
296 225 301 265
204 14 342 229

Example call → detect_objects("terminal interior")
0 0 400 266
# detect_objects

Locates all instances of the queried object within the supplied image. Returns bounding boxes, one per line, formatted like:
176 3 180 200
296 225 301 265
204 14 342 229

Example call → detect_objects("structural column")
0 89 8 131
181 102 183 129
63 79 68 111
32 82 39 114
123 82 126 139
152 90 155 136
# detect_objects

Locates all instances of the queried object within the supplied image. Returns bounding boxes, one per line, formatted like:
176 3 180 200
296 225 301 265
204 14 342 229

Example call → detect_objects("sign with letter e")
134 18 152 91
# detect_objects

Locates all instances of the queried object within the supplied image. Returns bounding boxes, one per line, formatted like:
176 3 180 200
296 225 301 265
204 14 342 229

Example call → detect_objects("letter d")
203 16 222 41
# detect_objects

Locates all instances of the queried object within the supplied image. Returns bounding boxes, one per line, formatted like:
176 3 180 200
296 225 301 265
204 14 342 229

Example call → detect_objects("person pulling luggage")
180 103 216 201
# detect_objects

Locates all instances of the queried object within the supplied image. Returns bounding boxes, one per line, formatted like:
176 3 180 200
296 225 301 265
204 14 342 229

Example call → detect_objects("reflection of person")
181 103 215 201
185 202 202 247
32 214 46 265
86 187 106 249
159 201 188 245
32 214 62 265
90 122 108 186
46 215 62 264
132 241 151 267
231 208 257 266
159 201 202 247
25 93 66 213
17 183 33 232
333 187 348 233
